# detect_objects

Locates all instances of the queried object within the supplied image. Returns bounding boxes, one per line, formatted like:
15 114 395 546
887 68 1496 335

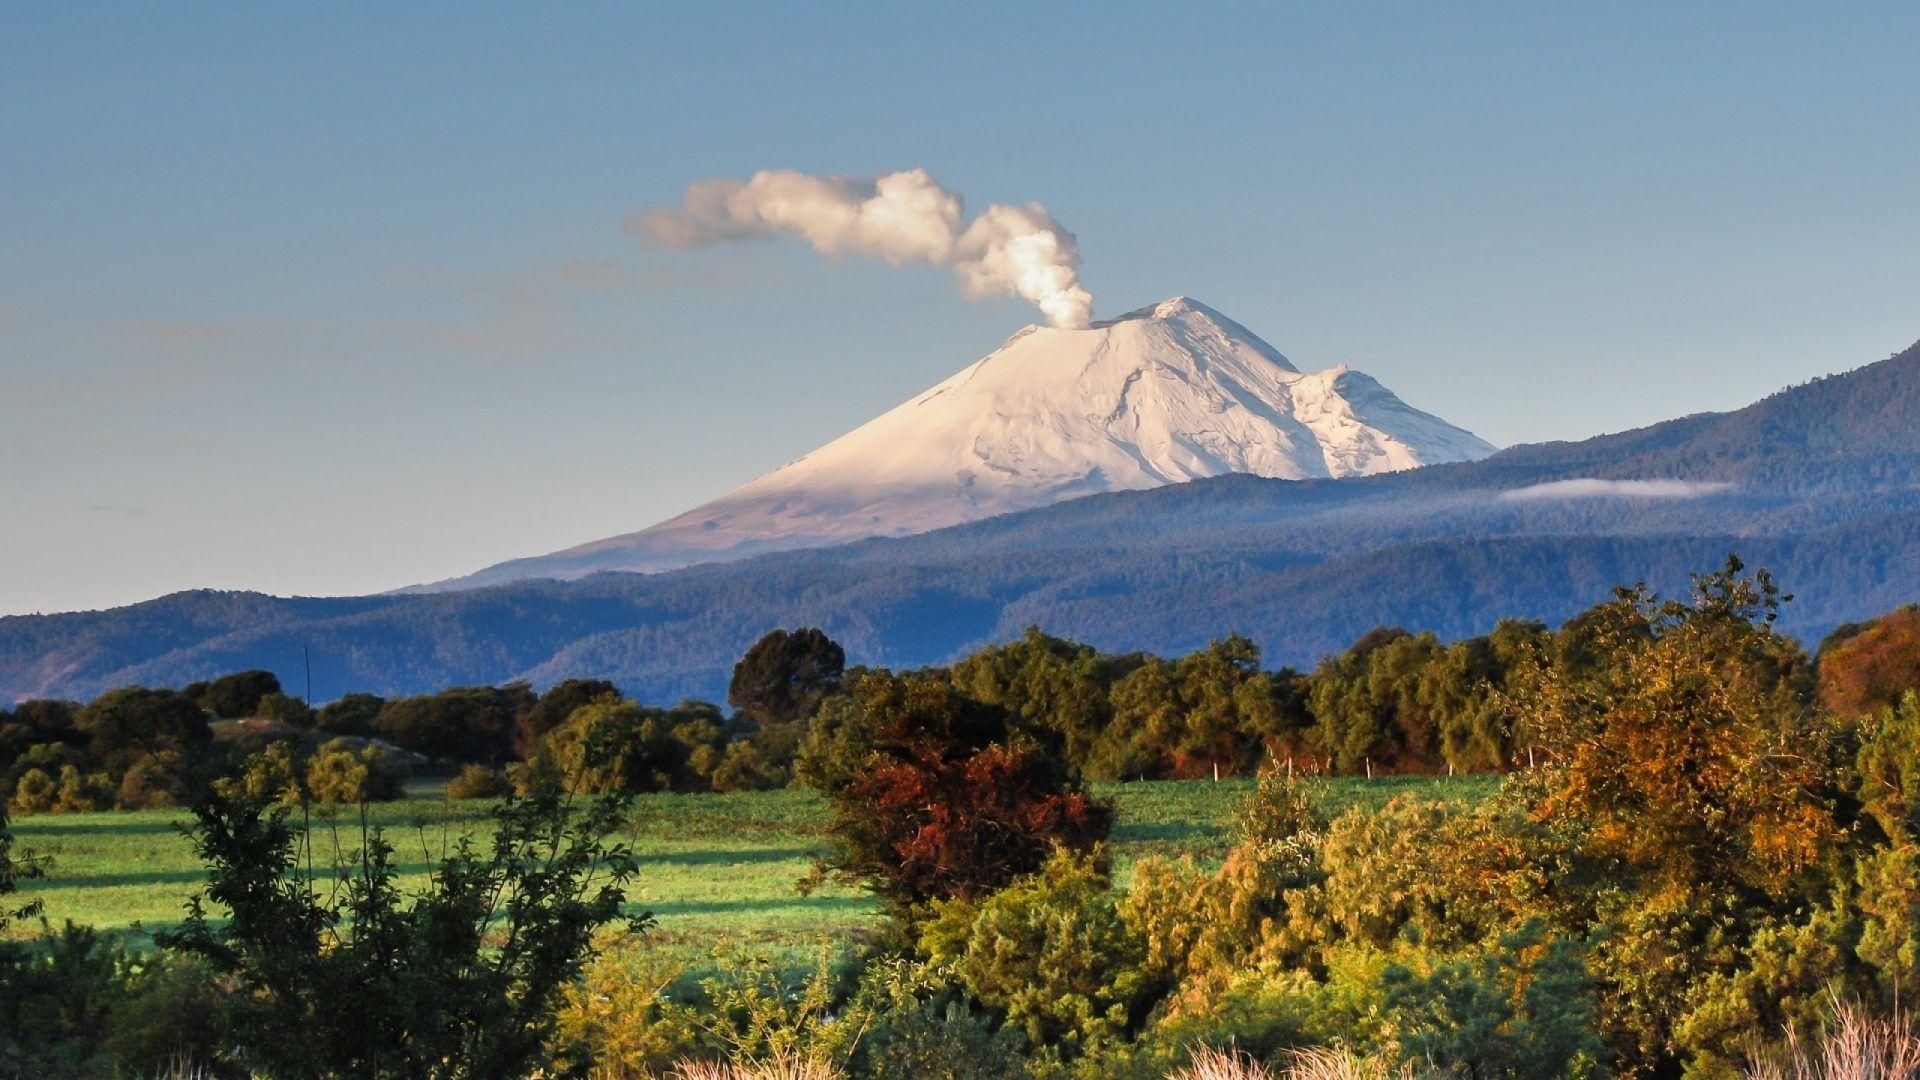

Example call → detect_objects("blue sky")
3 3 1917 615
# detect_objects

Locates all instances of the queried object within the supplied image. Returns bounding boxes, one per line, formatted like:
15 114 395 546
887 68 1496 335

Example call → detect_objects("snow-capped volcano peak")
435 298 1496 588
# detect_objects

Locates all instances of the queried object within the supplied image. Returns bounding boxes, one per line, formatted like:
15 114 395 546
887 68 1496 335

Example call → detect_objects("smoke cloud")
634 168 1096 329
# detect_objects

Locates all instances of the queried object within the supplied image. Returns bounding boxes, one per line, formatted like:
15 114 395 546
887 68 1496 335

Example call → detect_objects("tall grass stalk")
1171 1045 1271 1079
1745 1003 1920 1080
1169 1045 1416 1080
669 1053 840 1080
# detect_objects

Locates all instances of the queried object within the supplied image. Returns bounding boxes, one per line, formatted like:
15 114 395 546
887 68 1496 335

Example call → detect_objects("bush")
445 763 513 800
550 945 705 1076
116 749 190 810
848 962 1028 1080
1380 920 1604 1078
304 739 404 804
214 741 304 804
921 848 1150 1057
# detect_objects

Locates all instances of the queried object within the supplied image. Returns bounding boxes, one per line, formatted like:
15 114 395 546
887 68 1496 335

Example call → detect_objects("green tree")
74 686 211 774
255 691 315 727
316 692 386 737
517 699 726 795
374 684 531 765
199 669 282 718
517 678 621 754
159 789 648 1078
216 740 305 804
0 804 43 931
949 628 1126 774
1308 628 1444 772
728 628 845 728
1094 635 1300 779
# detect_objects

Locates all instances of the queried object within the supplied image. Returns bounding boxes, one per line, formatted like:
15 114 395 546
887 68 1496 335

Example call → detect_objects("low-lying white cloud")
1500 478 1736 502
632 168 1095 329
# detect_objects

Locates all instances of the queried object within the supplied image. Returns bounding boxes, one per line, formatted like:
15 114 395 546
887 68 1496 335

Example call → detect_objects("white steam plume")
633 168 1095 329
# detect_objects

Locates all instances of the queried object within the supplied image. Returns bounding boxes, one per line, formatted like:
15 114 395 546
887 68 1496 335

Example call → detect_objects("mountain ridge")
4 338 1917 705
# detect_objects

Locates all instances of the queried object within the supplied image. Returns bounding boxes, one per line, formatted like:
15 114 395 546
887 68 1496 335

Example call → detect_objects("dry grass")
1745 1003 1920 1080
669 1053 840 1080
1279 1046 1415 1080
1171 1045 1272 1080
1169 1045 1418 1080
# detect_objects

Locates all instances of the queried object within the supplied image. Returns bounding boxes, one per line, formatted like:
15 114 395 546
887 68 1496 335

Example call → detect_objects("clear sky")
3 3 1917 616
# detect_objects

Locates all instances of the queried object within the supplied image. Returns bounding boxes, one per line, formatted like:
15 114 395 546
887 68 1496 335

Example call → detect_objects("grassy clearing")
8 775 1496 960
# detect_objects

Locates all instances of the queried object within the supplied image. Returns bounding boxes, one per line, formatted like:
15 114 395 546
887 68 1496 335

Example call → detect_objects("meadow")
8 775 1495 959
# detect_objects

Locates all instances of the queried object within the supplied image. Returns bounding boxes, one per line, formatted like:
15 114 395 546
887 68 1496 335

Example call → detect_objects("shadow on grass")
12 819 186 838
1111 820 1226 844
644 895 872 918
640 846 818 868
27 856 442 892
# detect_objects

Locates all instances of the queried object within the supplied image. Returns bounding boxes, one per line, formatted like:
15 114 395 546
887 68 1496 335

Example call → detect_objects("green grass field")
8 775 1496 959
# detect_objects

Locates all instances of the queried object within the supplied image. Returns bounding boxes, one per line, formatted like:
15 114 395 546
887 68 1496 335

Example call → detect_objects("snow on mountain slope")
434 297 1495 588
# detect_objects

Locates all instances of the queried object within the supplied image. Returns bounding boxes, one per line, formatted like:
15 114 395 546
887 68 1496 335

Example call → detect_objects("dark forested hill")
5 340 1918 705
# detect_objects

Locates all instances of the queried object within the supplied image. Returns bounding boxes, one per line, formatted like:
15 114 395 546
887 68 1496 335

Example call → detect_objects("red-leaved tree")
806 672 1111 910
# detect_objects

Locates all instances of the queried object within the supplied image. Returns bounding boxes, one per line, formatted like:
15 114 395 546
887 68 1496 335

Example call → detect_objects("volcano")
435 297 1495 588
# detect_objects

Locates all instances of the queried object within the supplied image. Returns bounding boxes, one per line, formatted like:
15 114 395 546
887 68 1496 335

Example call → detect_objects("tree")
215 741 304 804
805 672 1111 910
198 670 282 718
0 699 81 762
1308 628 1444 772
517 678 621 755
0 804 43 931
1505 558 1844 1067
516 700 726 795
374 684 531 765
158 789 647 1077
255 692 315 727
74 687 211 774
1515 558 1836 895
949 628 1126 774
728 628 845 728
1818 605 1920 718
316 692 385 737
1092 635 1301 779
1854 691 1920 843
